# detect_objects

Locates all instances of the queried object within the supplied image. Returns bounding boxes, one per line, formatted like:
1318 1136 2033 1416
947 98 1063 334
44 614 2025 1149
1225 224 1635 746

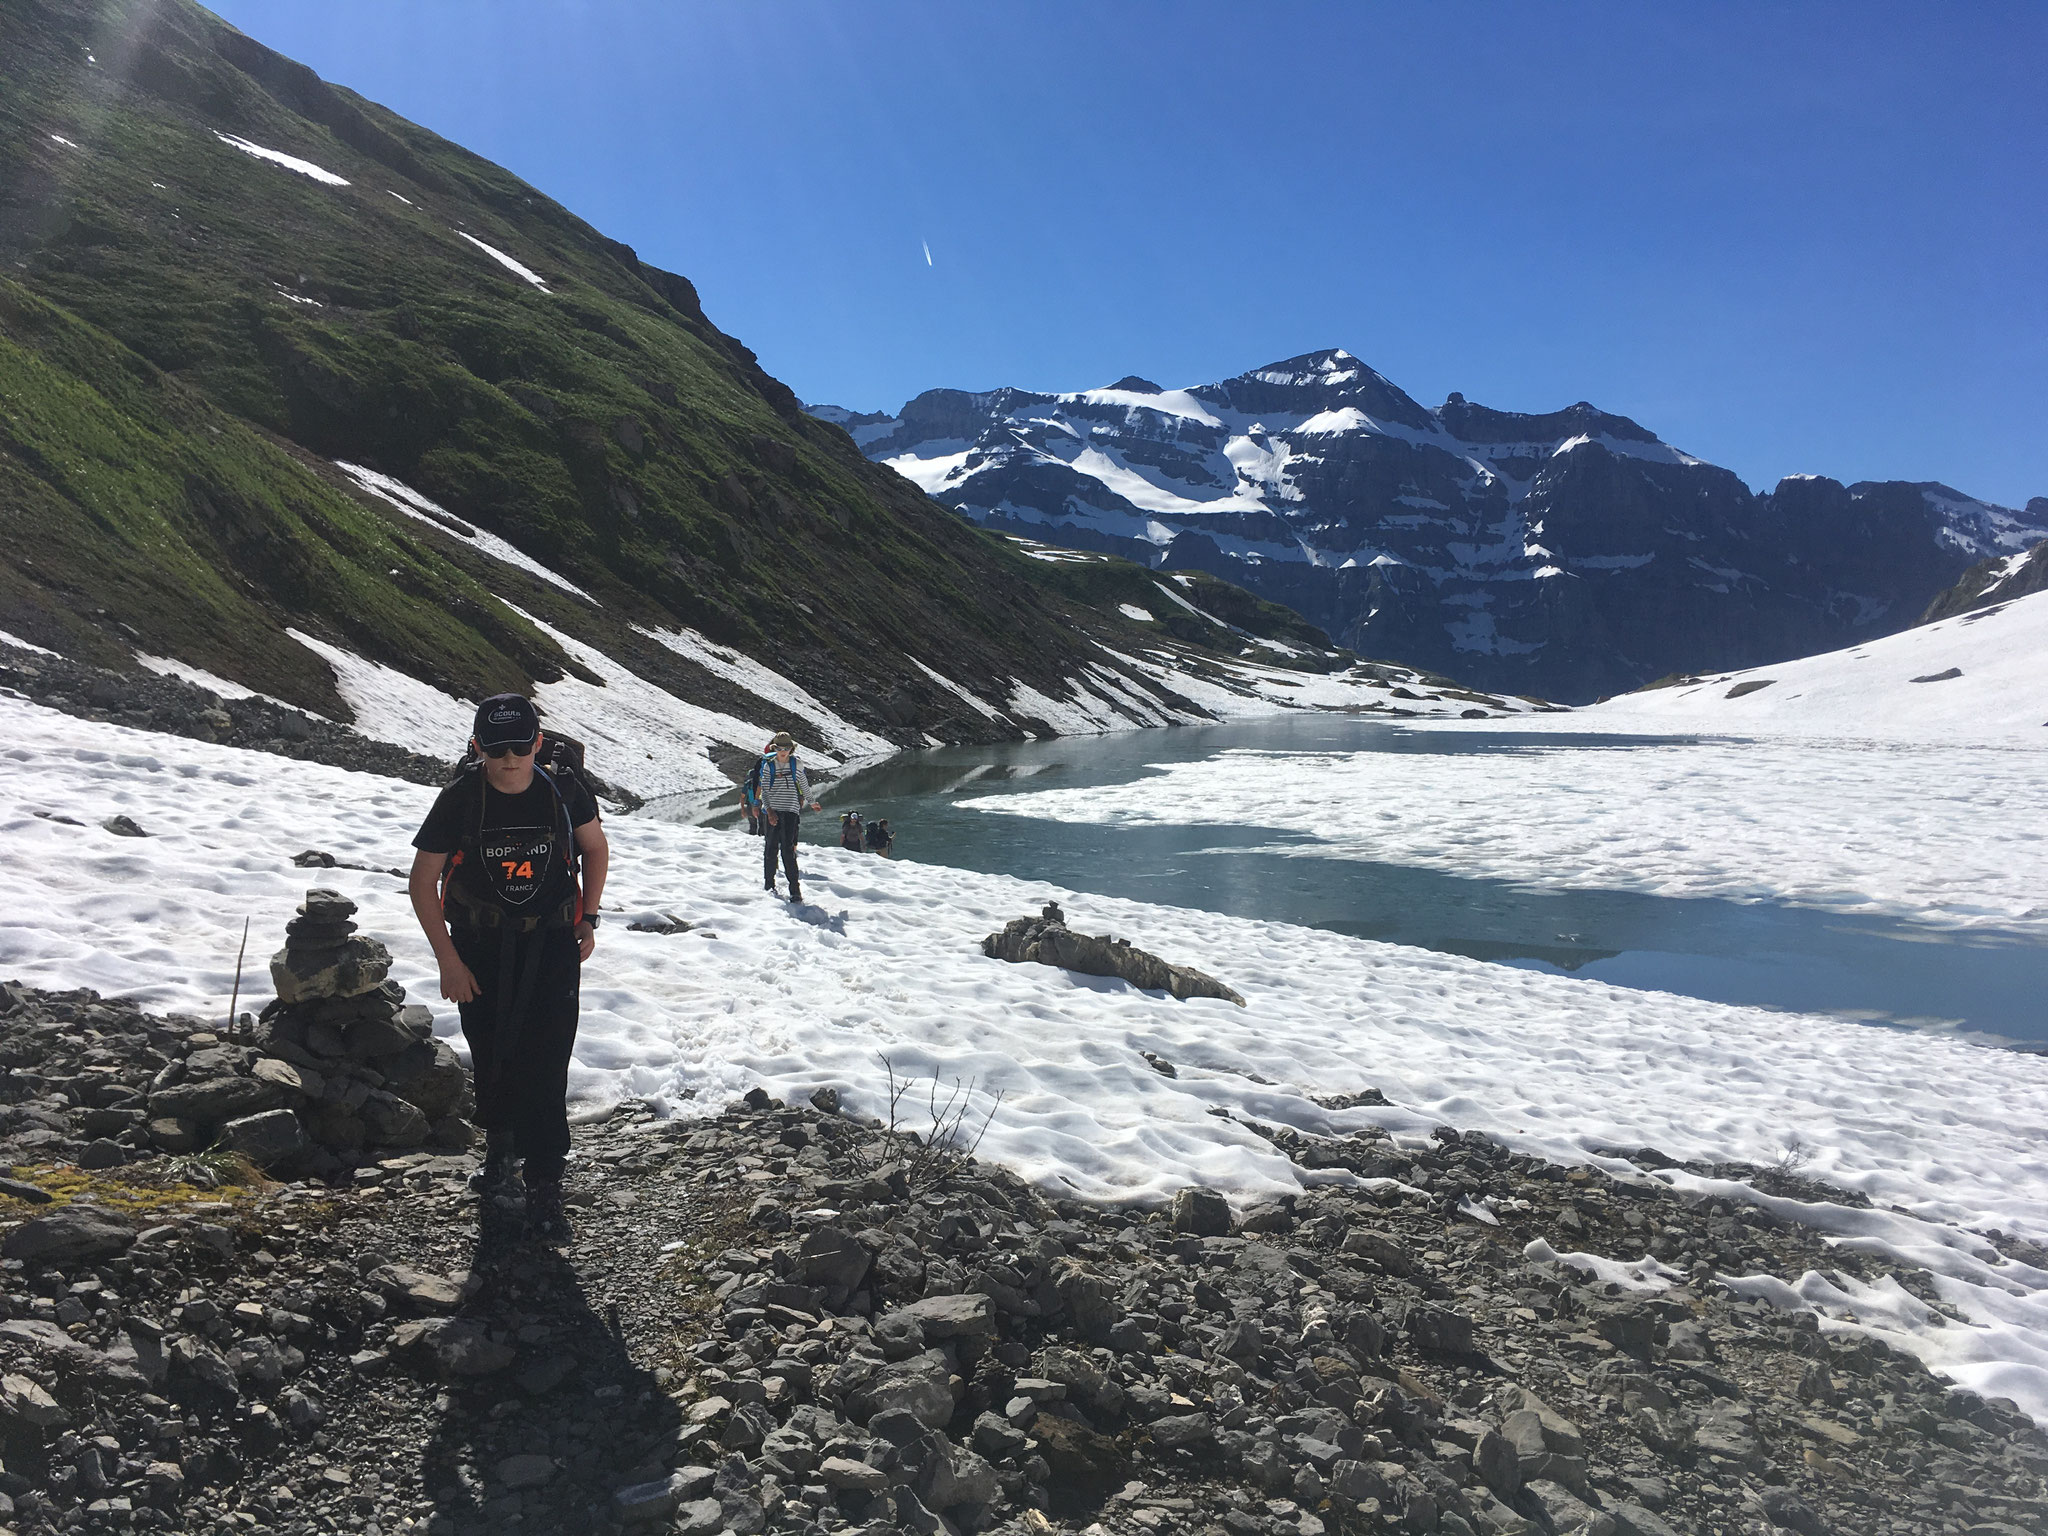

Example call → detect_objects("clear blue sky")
208 1 2047 506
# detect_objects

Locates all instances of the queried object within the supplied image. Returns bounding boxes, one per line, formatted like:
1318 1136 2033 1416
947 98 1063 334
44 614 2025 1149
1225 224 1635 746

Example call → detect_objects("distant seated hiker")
758 729 821 901
406 694 608 1244
865 817 894 857
839 810 866 852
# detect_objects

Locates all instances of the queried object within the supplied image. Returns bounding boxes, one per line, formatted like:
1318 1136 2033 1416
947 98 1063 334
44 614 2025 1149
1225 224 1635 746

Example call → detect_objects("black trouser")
451 925 581 1186
763 809 802 894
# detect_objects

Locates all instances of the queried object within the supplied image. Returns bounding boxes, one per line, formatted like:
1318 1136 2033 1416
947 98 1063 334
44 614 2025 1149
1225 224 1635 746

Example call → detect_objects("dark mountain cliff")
823 350 2046 702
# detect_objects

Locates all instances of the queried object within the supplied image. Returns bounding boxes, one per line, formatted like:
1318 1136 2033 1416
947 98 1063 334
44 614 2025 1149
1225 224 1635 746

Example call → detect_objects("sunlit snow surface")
213 132 349 187
2 696 2045 1417
1566 585 2048 743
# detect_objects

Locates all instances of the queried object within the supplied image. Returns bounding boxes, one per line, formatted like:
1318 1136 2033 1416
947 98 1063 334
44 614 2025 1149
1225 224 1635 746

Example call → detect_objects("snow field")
1566 585 2048 743
2 697 2045 1416
959 734 2048 935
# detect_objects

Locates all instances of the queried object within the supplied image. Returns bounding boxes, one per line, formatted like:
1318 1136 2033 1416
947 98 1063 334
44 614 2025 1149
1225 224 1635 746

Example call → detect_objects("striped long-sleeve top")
756 755 812 813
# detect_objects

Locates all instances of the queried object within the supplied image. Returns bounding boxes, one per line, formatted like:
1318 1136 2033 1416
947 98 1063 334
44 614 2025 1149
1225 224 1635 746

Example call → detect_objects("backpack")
440 731 594 929
839 811 865 851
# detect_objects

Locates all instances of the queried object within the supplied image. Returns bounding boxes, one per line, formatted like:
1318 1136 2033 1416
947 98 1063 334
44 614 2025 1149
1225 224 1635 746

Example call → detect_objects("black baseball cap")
473 693 540 750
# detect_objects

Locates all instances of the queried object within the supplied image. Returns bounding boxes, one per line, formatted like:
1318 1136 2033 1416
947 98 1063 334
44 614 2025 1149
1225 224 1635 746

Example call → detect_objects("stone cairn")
144 889 472 1179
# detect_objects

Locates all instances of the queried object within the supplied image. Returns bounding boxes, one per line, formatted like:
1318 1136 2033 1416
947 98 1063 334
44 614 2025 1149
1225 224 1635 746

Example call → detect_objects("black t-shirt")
414 769 598 918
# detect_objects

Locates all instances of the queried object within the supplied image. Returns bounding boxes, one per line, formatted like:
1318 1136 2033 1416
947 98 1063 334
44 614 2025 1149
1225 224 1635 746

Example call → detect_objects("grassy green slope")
0 0 1185 742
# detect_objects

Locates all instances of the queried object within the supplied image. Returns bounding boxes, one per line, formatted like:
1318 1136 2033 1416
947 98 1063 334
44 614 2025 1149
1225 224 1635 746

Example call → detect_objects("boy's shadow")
420 1200 684 1536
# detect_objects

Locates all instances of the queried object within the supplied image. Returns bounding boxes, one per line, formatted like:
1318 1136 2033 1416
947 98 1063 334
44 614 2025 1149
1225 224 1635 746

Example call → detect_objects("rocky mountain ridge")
816 355 2048 703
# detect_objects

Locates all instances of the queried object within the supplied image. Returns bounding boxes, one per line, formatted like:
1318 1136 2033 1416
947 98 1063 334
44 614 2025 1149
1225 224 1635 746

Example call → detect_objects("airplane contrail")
922 239 933 267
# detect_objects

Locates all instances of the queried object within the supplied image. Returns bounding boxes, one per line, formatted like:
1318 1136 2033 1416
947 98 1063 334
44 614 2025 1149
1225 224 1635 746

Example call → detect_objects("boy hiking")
758 730 821 901
407 695 609 1242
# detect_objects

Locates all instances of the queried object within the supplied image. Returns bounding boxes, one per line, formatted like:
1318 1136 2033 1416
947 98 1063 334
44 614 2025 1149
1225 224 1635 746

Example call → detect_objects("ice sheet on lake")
5 696 2046 1415
957 736 2048 935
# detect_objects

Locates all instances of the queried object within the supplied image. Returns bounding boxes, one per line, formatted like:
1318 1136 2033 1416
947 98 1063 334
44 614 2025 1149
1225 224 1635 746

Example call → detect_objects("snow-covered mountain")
816 352 2048 702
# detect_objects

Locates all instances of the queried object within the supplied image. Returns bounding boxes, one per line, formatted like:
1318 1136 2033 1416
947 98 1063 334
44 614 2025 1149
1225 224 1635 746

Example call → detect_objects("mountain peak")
1107 375 1163 394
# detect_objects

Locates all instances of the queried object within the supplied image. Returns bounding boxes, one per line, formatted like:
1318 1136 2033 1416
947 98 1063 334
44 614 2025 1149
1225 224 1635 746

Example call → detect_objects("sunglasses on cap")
482 736 538 760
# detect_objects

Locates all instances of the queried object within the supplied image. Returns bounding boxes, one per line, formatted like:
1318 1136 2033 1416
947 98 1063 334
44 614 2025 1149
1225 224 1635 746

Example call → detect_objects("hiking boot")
526 1179 572 1244
788 884 802 904
467 1130 518 1198
764 878 777 893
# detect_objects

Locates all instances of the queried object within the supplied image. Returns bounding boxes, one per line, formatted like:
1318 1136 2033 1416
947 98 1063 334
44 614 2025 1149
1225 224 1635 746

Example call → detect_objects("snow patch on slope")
334 461 595 602
213 132 348 186
456 232 550 292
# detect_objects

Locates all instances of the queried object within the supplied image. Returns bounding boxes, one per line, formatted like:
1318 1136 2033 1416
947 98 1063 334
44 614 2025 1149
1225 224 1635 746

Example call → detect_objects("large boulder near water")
983 902 1245 1004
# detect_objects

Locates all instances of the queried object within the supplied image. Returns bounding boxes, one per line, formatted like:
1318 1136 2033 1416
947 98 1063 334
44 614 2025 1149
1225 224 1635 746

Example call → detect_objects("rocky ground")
2 986 2045 1536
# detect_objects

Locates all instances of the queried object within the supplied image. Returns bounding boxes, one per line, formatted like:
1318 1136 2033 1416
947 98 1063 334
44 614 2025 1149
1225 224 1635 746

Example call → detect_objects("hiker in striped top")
758 730 821 902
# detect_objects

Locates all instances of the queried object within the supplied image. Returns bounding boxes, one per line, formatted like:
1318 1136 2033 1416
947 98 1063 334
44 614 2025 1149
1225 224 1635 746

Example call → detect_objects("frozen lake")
659 716 2048 1047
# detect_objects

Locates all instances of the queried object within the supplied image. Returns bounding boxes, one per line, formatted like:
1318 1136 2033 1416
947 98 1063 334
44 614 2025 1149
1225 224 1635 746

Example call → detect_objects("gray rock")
1474 1426 1521 1495
147 1115 202 1152
1524 1478 1613 1536
800 1224 872 1294
921 1441 1000 1509
367 1264 464 1312
148 1073 285 1124
495 1453 555 1490
873 1312 927 1360
1 1372 68 1428
1 1204 137 1263
862 1353 956 1429
1170 1186 1233 1236
251 1056 321 1097
269 934 392 1004
359 1089 429 1147
1395 1298 1476 1353
897 1291 995 1339
1051 1256 1121 1342
167 1336 238 1397
1611 1503 1685 1536
398 1317 516 1376
973 1410 1030 1460
613 1476 679 1524
674 1498 725 1536
345 1006 425 1059
1149 1412 1216 1450
1340 1226 1418 1275
76 1137 126 1169
221 1107 309 1169
818 1455 886 1493
380 1038 465 1118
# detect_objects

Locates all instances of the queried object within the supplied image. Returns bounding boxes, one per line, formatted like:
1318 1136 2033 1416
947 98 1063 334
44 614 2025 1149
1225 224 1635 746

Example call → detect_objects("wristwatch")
581 911 601 929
